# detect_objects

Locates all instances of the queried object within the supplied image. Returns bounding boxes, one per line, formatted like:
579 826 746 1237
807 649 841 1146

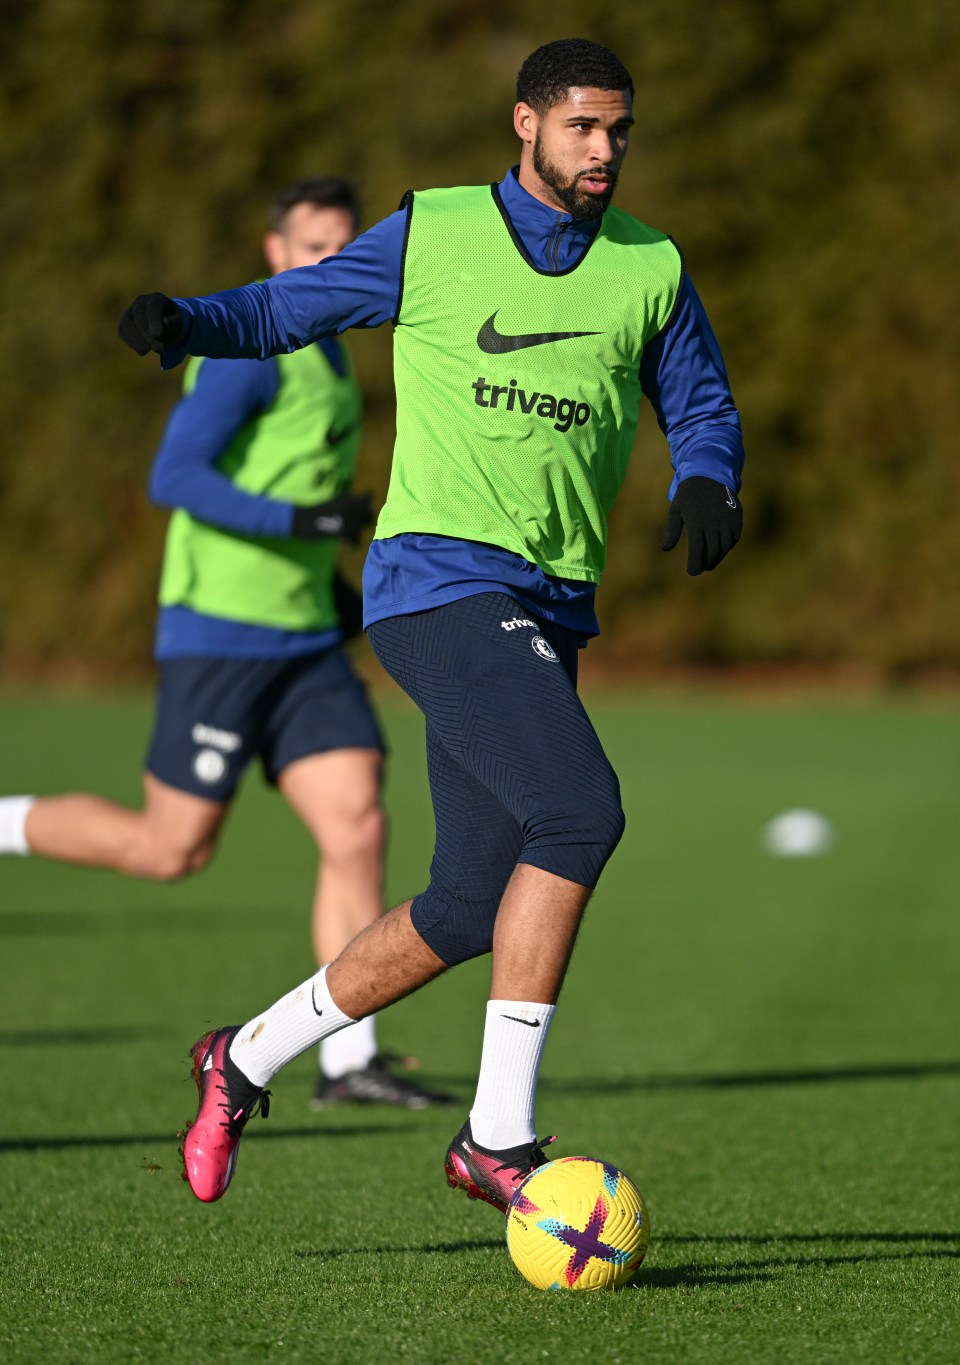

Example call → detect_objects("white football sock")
0 796 35 855
469 999 556 1151
320 1013 378 1079
229 965 356 1087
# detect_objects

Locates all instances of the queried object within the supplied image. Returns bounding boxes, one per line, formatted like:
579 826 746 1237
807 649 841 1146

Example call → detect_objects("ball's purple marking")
511 1191 541 1217
601 1162 620 1199
536 1193 631 1287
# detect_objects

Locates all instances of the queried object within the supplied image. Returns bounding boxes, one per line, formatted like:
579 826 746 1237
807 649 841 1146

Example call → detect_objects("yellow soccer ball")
505 1156 649 1291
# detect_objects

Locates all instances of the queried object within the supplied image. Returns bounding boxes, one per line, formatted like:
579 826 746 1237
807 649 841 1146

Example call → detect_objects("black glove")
292 491 373 544
332 571 364 641
660 476 743 575
117 293 185 355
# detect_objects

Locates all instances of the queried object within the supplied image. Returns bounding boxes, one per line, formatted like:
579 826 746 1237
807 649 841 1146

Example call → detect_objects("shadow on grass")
0 1124 406 1153
532 1059 960 1092
638 1239 960 1291
0 908 279 937
5 1031 956 1087
294 1238 504 1259
411 1061 960 1096
0 1026 157 1047
0 912 101 936
292 1229 957 1284
662 1231 960 1246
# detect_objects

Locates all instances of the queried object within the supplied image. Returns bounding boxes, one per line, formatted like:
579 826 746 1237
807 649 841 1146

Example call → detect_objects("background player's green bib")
159 343 361 631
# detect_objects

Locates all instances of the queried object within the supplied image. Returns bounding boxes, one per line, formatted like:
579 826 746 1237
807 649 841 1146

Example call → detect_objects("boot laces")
216 1076 271 1136
494 1133 556 1183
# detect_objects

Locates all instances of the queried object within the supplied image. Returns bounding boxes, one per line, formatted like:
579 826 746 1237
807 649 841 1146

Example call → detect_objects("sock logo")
501 1014 542 1028
311 982 324 1017
471 377 591 433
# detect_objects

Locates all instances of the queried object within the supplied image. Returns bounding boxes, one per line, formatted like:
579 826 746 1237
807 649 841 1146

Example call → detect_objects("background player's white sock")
469 999 556 1150
229 965 356 1087
0 796 35 854
320 1014 378 1079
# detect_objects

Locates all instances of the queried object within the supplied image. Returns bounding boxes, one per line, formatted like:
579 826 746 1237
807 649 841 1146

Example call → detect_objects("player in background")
115 38 745 1210
0 178 452 1113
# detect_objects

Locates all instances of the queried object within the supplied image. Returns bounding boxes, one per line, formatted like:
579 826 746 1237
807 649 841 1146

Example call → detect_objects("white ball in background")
763 808 834 857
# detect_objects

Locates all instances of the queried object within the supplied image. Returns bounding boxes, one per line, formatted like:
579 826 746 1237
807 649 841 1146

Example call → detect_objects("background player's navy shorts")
145 647 385 803
368 592 624 965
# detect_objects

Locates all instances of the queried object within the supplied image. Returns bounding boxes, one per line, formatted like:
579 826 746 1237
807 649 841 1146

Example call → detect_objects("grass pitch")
1 685 959 1363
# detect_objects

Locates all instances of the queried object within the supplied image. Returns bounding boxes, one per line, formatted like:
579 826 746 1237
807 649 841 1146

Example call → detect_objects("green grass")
1 686 959 1363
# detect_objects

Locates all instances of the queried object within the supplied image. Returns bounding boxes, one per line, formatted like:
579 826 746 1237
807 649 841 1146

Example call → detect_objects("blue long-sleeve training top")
161 166 744 641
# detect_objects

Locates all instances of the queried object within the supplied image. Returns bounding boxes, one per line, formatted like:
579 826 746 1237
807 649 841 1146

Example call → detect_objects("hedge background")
1 0 957 680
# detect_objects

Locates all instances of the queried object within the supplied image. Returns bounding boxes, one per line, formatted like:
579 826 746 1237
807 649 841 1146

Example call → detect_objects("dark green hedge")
2 0 957 677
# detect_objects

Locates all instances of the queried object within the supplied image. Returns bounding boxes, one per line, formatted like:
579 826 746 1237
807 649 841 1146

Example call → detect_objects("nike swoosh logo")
311 983 324 1017
477 312 600 354
502 1014 541 1028
725 487 738 508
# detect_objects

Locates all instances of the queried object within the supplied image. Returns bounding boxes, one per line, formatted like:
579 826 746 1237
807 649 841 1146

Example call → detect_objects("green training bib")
158 342 362 631
375 184 682 581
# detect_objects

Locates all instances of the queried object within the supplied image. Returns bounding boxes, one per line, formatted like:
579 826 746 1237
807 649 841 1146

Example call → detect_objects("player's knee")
595 792 627 859
355 802 387 858
320 800 387 867
125 833 217 882
522 785 625 887
583 789 626 874
410 885 501 966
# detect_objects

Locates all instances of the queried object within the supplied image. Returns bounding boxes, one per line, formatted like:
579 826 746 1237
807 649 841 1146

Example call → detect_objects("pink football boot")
180 1027 270 1203
444 1118 555 1213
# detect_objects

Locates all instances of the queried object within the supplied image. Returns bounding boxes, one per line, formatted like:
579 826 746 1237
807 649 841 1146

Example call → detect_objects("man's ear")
263 231 285 274
514 101 538 147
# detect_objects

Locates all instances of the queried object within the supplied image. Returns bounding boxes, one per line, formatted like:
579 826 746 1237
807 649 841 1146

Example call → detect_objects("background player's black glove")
332 571 364 641
292 491 373 543
660 475 743 575
117 293 185 355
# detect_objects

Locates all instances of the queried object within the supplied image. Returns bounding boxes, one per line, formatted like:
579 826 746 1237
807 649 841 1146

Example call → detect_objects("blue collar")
495 166 601 273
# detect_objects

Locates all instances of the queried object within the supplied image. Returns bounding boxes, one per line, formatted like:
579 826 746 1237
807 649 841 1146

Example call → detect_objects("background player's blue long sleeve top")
162 168 744 638
149 339 348 538
149 355 287 536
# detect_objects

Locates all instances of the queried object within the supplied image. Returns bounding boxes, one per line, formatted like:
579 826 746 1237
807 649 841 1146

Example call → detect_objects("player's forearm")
640 274 745 497
122 213 406 368
665 417 744 499
150 463 372 543
160 283 297 370
149 458 294 538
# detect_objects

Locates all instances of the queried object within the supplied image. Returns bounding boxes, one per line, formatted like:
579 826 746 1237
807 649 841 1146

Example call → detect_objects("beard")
532 131 617 219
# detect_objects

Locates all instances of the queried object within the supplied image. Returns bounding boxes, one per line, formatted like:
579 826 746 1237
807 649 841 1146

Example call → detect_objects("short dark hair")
269 177 360 233
516 39 633 115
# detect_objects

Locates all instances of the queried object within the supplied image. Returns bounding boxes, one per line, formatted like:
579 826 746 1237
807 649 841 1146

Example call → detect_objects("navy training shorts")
145 647 385 803
367 592 624 965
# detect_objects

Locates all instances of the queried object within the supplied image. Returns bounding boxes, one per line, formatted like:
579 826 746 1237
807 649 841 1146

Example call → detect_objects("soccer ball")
505 1157 649 1291
763 808 834 857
